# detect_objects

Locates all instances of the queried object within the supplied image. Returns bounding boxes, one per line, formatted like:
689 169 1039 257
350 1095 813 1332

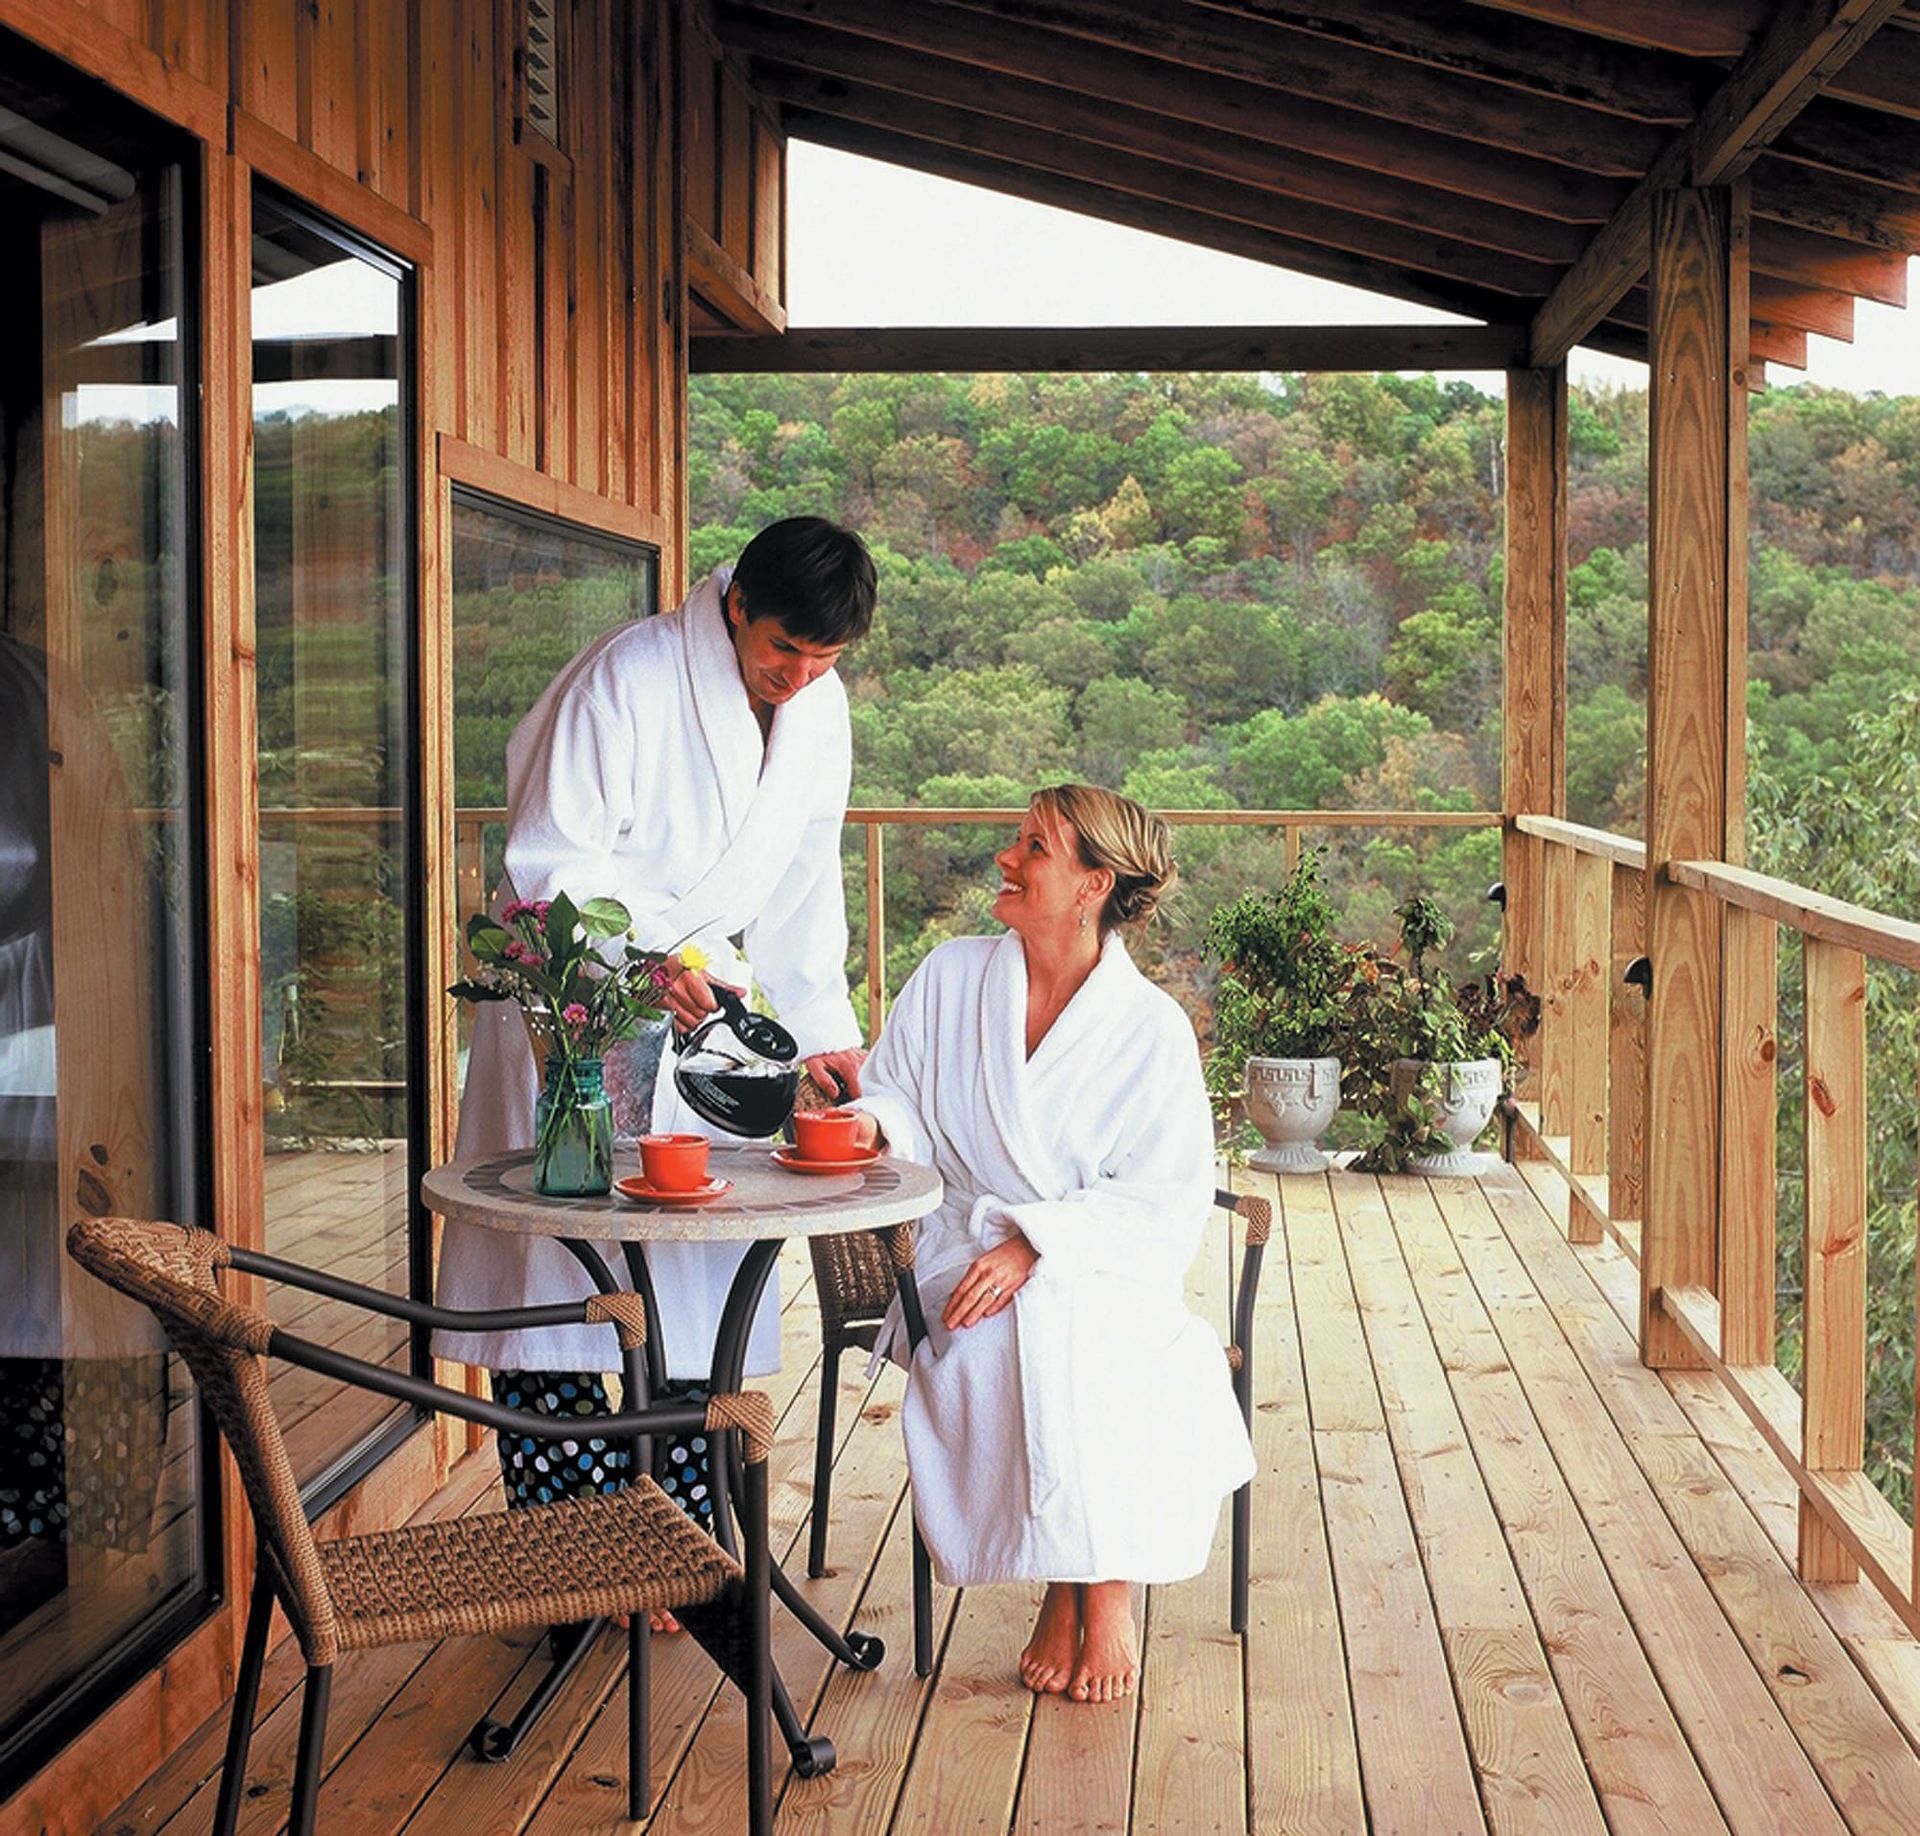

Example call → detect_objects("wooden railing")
452 805 1501 1042
1510 813 1920 1636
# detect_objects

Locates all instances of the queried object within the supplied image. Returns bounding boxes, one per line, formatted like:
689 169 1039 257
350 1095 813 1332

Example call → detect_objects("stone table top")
421 1143 943 1243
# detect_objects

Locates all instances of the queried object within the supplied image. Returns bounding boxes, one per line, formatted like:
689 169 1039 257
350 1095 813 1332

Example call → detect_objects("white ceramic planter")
1390 1057 1502 1176
1244 1055 1341 1174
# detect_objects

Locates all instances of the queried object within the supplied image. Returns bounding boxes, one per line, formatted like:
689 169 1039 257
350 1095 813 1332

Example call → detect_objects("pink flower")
563 1002 589 1028
504 939 531 962
500 898 530 921
650 963 675 991
533 900 552 918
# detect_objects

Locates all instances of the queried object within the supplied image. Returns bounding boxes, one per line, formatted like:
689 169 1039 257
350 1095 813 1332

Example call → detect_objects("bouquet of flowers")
450 891 707 1191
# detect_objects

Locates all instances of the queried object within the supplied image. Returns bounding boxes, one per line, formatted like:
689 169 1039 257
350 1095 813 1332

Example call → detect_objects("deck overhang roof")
699 0 1920 378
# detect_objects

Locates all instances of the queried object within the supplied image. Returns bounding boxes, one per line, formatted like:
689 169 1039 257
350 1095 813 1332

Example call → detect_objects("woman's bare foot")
649 1609 682 1634
1018 1584 1080 1694
1068 1581 1138 1704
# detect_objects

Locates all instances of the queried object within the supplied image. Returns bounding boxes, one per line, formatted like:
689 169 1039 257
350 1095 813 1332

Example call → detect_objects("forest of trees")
688 366 1920 1508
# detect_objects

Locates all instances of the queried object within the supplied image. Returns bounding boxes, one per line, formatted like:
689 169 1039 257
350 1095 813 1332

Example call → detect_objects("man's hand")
943 1236 1039 1332
661 964 735 1034
804 1047 866 1101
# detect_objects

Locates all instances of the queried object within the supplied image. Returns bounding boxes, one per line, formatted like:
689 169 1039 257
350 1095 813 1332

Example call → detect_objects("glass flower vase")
533 1054 613 1197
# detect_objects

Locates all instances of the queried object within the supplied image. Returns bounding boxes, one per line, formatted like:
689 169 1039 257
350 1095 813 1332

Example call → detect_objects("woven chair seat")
321 1476 737 1653
807 1226 897 1339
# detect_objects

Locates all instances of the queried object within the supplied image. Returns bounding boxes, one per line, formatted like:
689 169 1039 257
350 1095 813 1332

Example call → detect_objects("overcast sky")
787 142 1920 400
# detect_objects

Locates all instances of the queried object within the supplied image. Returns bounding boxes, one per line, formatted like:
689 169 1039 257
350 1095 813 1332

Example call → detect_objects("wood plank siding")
0 1 785 1822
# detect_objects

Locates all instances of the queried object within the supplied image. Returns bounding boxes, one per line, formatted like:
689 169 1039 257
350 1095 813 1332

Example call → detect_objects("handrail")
1513 812 1647 870
1667 857 1920 972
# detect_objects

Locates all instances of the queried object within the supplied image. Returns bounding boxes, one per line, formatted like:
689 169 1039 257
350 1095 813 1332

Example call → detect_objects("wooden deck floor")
104 1160 1920 1834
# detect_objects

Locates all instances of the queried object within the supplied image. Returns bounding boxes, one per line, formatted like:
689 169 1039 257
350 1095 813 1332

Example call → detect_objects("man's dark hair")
731 517 876 646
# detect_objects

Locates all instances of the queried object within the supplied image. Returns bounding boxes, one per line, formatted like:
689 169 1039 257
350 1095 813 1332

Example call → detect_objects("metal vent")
523 0 561 147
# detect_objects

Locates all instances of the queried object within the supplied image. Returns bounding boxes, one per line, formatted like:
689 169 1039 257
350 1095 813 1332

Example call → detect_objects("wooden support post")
1569 851 1611 1184
1501 365 1566 1082
1720 906 1778 1364
1609 861 1647 1226
1800 938 1867 1583
1642 183 1748 1367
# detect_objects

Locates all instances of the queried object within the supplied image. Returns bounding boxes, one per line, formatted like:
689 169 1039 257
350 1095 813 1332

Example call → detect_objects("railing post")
1501 365 1567 1072
1609 862 1646 1229
1800 937 1867 1583
1642 182 1748 1368
455 815 486 943
1540 842 1574 1149
1719 906 1777 1364
1569 851 1611 1185
865 821 886 1046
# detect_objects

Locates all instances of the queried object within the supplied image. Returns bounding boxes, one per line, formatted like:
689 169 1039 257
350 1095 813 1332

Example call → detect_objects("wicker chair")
803 1225 897 1577
66 1217 774 1836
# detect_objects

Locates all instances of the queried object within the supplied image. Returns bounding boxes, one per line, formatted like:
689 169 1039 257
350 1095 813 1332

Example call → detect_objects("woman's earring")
1079 905 1088 932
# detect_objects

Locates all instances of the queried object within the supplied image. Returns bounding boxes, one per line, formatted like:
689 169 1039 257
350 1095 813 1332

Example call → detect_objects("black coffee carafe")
671 985 801 1138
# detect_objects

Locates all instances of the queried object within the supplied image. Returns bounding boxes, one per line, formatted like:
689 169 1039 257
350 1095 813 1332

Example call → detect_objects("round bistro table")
421 1142 942 1778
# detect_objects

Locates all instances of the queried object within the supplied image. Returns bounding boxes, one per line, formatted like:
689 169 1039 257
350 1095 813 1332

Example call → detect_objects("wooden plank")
750 108 784 305
1720 906 1778 1364
1281 1175 1486 1834
437 433 670 547
1513 813 1645 870
232 113 435 264
1462 0 1767 59
1750 273 1857 338
1014 1593 1147 1833
1379 1177 1726 1836
463 0 500 452
1570 850 1611 1182
1752 152 1920 250
1609 862 1648 1227
1668 859 1920 973
1660 1286 1920 1644
1234 1172 1365 1835
1342 1177 1606 1834
1445 1175 1851 1831
1642 184 1738 1369
1131 1206 1247 1835
1801 939 1869 1584
1752 211 1912 303
697 322 1529 373
864 823 886 1042
1528 0 1910 363
306 0 358 174
687 221 787 336
1750 321 1812 370
235 0 302 140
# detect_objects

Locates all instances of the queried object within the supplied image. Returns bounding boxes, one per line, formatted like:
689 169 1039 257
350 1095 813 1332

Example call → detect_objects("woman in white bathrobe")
851 786 1254 1704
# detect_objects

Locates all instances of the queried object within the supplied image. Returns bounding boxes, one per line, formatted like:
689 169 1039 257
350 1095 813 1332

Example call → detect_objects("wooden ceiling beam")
720 0 1630 223
1749 273 1856 337
1751 155 1920 251
726 15 1592 264
1823 19 1920 116
1188 0 1701 121
1749 321 1810 368
1778 98 1920 192
926 0 1666 172
761 68 1564 298
690 323 1535 374
1752 217 1909 301
1529 0 1909 365
1460 0 1769 59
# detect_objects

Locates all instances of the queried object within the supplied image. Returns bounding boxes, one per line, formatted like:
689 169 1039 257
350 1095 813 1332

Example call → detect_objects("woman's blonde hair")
1030 783 1178 934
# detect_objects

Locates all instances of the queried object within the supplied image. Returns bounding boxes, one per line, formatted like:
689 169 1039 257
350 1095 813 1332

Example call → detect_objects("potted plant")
1346 895 1537 1175
1204 849 1353 1173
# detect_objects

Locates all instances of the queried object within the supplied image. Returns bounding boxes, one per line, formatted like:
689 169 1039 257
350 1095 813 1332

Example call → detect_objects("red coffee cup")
792 1108 862 1162
640 1133 710 1192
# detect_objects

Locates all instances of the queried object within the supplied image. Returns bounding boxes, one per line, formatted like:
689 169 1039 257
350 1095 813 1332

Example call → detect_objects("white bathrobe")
436 568 860 1376
857 932 1255 1587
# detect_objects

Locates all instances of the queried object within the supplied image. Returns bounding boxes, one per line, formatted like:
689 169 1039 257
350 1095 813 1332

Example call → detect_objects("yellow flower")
680 943 710 974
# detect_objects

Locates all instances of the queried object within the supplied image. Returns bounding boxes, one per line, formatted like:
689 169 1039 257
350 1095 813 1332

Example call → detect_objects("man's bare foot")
1018 1584 1080 1694
1068 1581 1138 1704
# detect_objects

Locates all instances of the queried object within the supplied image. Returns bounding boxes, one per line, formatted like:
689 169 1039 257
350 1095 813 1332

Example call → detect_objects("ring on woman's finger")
988 1283 1003 1297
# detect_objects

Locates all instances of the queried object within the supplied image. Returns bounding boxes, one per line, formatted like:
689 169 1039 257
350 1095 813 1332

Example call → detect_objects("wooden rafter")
783 108 1653 358
689 323 1532 374
1776 98 1920 193
721 0 1632 223
763 69 1565 298
1462 0 1768 59
910 0 1670 173
1750 154 1920 251
732 21 1595 265
1529 0 1909 364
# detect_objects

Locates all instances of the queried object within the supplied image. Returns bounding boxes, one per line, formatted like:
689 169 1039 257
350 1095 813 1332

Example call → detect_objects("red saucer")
614 1173 734 1206
771 1145 881 1176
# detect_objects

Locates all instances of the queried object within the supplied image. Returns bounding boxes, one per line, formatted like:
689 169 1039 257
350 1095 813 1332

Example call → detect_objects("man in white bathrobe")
851 786 1254 1703
437 516 874 1527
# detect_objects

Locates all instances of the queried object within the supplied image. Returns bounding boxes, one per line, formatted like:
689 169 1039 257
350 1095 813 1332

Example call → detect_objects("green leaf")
545 890 580 958
576 896 632 939
466 917 509 956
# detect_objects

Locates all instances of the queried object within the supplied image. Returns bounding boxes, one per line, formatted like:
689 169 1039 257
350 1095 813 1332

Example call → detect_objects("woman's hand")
848 1110 884 1154
944 1236 1039 1332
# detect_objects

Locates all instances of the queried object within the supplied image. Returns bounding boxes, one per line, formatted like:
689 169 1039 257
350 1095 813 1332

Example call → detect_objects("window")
0 30 210 1788
252 189 422 1494
449 489 656 1063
